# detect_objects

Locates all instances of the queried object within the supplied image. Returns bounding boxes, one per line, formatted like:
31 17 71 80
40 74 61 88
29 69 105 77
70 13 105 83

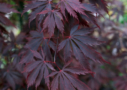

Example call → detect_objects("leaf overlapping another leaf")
38 9 64 36
58 25 108 69
58 0 86 19
3 70 23 90
22 0 52 24
23 50 55 89
25 31 44 50
49 62 92 90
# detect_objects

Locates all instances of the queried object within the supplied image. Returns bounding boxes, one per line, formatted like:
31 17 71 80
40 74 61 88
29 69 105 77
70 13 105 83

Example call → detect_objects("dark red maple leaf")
3 69 23 90
81 4 101 28
42 39 56 61
58 25 108 69
58 0 85 19
22 31 56 64
23 49 55 89
80 11 100 28
25 31 44 50
38 9 64 36
20 49 34 64
49 62 92 90
22 0 52 25
25 30 56 50
0 0 112 90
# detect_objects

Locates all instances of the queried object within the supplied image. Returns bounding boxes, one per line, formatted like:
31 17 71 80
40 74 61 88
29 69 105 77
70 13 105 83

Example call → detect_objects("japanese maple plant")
0 0 110 90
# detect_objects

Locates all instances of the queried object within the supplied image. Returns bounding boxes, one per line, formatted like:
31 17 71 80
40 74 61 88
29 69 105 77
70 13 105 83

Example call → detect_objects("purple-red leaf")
58 25 108 69
58 0 86 19
25 31 43 50
24 50 55 89
3 70 23 90
22 1 52 26
49 63 91 90
39 10 64 36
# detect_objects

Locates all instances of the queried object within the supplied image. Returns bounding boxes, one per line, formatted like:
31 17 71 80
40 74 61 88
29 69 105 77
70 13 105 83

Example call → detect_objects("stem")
54 62 61 71
45 61 61 70
54 30 59 62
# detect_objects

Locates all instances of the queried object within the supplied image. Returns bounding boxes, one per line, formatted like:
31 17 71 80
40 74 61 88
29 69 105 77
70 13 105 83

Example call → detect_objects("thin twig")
46 61 61 70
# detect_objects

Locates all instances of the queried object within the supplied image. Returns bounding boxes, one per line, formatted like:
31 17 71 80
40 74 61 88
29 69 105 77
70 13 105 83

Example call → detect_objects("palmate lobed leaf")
58 25 109 69
49 62 92 90
0 0 111 90
42 39 56 61
7 0 109 90
38 9 64 36
20 49 34 64
23 50 55 89
25 61 55 89
80 11 100 28
22 30 56 64
25 31 44 50
22 0 52 25
23 0 97 37
77 3 100 27
58 0 86 19
22 0 106 38
23 0 65 45
3 70 23 90
25 30 55 50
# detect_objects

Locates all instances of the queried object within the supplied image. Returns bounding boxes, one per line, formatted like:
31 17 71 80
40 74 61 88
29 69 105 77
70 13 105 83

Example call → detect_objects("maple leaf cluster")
1 0 122 90
20 0 109 89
